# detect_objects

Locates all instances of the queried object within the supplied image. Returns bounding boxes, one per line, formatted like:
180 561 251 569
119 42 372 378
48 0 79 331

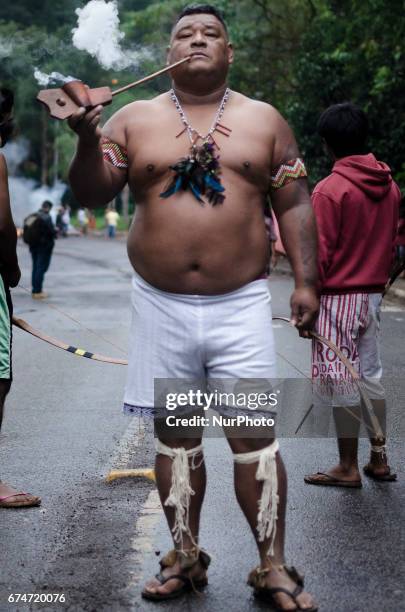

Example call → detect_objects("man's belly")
126 204 269 294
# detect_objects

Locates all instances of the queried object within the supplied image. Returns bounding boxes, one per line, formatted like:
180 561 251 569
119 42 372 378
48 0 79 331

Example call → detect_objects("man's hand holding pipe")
68 105 103 148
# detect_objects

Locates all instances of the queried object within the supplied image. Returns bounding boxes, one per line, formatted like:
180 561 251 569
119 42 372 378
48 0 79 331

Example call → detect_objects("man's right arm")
68 105 128 207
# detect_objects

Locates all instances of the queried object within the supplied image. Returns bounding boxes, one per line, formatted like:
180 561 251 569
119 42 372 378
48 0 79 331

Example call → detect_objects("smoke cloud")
34 68 77 87
8 178 67 227
71 0 152 71
2 138 30 175
3 139 67 226
72 0 129 70
0 37 13 59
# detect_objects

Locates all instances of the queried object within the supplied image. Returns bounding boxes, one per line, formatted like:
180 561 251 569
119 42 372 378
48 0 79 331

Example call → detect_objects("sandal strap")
264 584 303 599
155 572 191 587
199 549 211 570
160 547 211 571
284 564 305 587
248 562 305 590
0 492 29 501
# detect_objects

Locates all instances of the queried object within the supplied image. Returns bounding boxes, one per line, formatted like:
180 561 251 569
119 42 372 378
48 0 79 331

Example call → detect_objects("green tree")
287 0 405 186
1 0 404 192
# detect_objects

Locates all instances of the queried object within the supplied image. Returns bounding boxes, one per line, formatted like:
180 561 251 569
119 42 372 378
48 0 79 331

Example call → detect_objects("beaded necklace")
160 88 232 205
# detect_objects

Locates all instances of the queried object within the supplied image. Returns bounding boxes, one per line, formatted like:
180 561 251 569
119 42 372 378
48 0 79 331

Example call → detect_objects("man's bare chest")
126 116 272 191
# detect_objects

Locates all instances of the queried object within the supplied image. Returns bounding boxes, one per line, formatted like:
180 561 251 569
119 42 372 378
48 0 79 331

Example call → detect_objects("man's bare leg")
326 401 394 482
227 432 316 611
305 405 362 485
143 435 208 597
0 379 9 427
362 399 396 479
0 380 40 507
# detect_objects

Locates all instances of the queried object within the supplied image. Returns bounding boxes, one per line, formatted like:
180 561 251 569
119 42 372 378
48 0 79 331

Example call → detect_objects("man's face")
168 13 233 75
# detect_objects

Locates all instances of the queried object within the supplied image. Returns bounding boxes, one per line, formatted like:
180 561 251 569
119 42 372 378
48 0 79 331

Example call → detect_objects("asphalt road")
0 235 404 612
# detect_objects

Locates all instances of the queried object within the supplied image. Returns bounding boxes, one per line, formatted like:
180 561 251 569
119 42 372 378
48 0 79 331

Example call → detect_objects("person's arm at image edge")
0 154 20 287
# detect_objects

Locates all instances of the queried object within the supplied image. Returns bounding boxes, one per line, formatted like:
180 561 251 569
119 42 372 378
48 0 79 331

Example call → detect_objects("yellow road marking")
105 468 156 483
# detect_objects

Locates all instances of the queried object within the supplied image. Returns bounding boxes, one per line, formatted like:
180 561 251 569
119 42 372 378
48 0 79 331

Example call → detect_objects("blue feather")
190 182 204 202
205 174 225 192
160 175 184 198
160 185 176 198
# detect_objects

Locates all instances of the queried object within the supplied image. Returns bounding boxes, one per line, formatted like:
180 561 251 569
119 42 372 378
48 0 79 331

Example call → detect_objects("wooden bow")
272 316 384 441
12 313 384 441
12 316 128 365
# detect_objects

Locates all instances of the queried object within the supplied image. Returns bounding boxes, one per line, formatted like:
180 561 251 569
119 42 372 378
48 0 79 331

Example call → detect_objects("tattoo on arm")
298 203 318 287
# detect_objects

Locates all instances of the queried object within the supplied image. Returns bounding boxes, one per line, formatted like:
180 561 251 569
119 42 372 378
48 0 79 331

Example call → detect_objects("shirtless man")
69 5 318 610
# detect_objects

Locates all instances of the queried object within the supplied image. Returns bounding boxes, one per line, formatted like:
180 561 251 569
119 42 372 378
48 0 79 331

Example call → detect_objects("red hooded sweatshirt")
312 154 401 294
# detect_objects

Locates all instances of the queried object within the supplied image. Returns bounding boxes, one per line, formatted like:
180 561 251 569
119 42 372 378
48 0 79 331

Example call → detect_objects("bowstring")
13 287 382 438
16 284 127 356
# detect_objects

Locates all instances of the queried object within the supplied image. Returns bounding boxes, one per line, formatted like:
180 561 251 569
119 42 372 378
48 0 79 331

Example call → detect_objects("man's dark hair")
174 4 228 34
41 200 53 210
317 102 369 158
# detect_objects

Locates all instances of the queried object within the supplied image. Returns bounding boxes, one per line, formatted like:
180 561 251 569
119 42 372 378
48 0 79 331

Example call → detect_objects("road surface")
0 235 404 611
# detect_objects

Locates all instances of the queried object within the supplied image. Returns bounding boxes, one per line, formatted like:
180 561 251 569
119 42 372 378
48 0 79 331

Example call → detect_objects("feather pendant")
160 141 226 205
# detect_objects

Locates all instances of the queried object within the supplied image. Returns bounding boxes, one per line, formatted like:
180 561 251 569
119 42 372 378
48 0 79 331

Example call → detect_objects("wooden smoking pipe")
36 56 191 120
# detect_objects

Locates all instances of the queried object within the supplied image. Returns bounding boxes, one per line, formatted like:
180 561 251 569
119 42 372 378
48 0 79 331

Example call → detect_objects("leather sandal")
141 547 211 601
248 562 318 611
0 488 41 508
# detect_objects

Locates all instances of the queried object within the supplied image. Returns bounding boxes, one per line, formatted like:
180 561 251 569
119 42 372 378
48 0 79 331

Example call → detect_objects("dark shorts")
0 275 12 381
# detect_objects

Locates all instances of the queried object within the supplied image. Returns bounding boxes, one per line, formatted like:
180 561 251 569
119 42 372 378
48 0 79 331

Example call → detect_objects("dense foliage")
1 0 404 195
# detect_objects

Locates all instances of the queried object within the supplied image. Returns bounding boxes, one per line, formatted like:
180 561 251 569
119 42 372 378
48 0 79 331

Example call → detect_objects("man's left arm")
269 111 319 335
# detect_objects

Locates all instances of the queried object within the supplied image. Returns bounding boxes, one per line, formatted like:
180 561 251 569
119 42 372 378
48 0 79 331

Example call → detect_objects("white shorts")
124 271 276 414
312 292 385 407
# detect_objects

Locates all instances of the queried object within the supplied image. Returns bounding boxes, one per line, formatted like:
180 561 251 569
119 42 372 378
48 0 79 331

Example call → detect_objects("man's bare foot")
363 447 397 481
304 464 361 487
142 555 207 599
250 560 317 611
0 482 41 508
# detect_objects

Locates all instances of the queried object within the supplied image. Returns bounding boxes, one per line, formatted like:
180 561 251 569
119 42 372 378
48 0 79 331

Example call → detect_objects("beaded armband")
101 137 128 169
270 158 307 190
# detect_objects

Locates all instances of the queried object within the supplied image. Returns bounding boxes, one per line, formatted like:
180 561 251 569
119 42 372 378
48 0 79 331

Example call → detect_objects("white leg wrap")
234 440 280 555
156 440 204 548
371 444 386 454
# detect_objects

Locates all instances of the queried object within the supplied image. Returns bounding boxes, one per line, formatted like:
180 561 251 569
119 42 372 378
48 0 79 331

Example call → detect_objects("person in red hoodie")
305 102 400 488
